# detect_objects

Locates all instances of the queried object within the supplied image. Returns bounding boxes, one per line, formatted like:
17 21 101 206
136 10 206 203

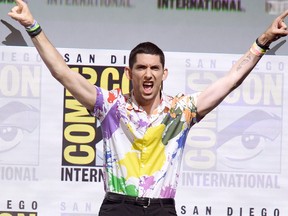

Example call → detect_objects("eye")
216 110 281 171
151 66 160 71
0 101 39 152
135 65 146 70
0 126 24 152
241 134 261 149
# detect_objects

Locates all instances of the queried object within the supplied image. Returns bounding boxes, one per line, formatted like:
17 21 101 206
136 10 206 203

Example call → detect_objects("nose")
144 68 153 79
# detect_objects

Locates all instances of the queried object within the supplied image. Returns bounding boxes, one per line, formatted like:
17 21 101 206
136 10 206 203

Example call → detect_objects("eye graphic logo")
0 101 40 165
216 109 281 172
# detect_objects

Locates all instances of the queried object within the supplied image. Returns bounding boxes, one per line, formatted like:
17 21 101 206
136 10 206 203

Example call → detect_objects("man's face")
125 53 168 106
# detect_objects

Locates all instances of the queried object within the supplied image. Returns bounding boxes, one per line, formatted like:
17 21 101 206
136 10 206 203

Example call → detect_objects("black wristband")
26 26 42 37
256 38 270 50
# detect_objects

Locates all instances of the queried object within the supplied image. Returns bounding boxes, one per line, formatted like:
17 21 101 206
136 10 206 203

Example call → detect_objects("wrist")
256 34 272 50
23 18 36 29
250 41 267 57
26 20 42 37
25 20 37 30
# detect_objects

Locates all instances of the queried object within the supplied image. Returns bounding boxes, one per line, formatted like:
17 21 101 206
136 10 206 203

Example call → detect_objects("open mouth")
143 82 153 94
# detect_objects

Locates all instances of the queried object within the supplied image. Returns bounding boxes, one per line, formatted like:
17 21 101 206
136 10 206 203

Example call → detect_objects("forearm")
31 31 70 81
229 49 262 90
197 43 263 119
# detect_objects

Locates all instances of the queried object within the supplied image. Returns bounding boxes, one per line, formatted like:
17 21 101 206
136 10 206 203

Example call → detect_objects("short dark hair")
129 42 165 69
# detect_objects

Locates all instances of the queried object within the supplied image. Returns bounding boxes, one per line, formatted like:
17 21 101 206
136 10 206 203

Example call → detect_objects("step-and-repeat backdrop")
1 0 288 216
0 45 288 215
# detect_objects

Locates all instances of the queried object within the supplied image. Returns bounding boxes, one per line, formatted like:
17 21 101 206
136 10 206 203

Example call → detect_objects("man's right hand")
8 0 34 27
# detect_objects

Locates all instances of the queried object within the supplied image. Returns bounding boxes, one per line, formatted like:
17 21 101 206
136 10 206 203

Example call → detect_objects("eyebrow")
134 63 161 68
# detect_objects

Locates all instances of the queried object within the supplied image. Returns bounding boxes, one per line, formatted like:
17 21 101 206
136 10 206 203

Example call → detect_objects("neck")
142 103 157 115
135 92 162 115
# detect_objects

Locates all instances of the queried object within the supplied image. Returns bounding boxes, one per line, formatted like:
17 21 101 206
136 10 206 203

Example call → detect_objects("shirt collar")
125 90 171 114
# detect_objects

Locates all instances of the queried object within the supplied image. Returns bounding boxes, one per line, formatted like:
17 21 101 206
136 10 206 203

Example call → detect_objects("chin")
142 93 158 101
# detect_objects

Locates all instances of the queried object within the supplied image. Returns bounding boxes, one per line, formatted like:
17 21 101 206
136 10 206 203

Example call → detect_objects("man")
8 0 288 215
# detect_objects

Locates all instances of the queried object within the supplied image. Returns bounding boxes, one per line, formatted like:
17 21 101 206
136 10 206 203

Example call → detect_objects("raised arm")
8 0 96 112
196 10 288 120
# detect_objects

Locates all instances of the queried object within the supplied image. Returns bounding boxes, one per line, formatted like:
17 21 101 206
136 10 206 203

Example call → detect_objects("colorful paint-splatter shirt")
92 87 199 198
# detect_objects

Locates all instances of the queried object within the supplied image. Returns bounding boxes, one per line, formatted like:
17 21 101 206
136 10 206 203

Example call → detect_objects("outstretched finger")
277 12 288 33
278 9 288 21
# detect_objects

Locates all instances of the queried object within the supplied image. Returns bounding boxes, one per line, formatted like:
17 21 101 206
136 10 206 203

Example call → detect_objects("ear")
162 68 168 81
125 67 132 80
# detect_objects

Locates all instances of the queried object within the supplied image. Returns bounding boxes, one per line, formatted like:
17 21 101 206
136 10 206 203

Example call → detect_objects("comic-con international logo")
61 62 131 182
0 52 41 181
182 56 284 189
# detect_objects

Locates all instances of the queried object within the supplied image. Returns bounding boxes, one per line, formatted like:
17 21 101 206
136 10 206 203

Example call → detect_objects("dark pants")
98 193 177 216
